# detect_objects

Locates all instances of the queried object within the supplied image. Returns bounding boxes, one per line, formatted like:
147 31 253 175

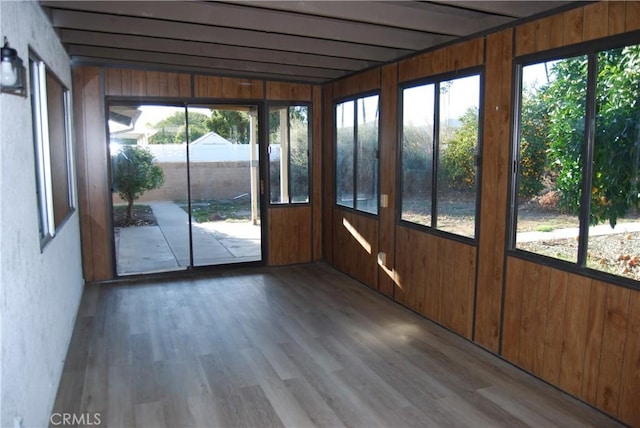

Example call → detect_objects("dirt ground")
113 205 158 228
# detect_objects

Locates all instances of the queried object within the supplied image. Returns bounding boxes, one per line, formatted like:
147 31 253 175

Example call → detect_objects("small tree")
111 145 164 223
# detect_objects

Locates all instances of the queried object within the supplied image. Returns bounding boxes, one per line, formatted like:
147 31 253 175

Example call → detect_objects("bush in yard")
111 145 164 223
441 107 479 190
519 91 550 198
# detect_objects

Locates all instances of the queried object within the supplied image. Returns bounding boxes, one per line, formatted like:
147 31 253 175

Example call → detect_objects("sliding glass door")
107 102 262 276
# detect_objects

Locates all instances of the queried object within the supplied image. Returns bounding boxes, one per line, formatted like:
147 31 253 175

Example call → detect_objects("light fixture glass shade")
1 37 25 96
1 58 17 86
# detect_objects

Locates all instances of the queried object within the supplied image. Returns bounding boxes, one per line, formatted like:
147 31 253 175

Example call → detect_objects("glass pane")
46 71 72 228
401 84 435 226
269 107 284 203
188 105 260 266
336 100 355 208
587 44 640 281
356 95 379 214
437 75 480 238
109 105 189 275
515 56 587 263
289 106 310 203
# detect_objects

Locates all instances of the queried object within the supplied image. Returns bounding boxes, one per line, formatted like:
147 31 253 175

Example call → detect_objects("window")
30 54 75 244
268 105 310 204
400 72 481 239
512 41 640 283
335 94 379 214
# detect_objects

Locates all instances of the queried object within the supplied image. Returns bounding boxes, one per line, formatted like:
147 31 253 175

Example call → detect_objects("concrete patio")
116 201 261 275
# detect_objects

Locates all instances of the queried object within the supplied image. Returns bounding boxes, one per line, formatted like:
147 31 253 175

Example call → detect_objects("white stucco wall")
0 2 84 427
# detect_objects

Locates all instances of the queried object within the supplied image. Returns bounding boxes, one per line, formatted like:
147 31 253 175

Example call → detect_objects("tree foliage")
206 110 250 143
111 145 164 222
542 46 640 227
519 88 551 198
441 107 479 190
147 111 209 144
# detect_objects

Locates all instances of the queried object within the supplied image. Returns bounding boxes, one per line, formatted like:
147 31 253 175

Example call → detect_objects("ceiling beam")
51 9 413 61
66 45 345 80
429 1 573 19
43 0 453 49
71 56 326 83
214 0 511 35
60 29 373 72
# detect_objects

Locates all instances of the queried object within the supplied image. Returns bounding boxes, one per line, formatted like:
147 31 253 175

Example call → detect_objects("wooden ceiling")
41 1 576 84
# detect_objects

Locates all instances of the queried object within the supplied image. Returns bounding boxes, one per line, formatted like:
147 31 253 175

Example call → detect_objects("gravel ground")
518 231 640 281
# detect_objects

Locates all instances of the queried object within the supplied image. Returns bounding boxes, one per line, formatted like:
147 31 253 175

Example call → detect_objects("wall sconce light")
1 36 26 97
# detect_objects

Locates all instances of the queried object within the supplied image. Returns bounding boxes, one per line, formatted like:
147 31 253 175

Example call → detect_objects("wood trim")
474 29 513 352
312 85 323 260
377 63 398 298
322 84 334 264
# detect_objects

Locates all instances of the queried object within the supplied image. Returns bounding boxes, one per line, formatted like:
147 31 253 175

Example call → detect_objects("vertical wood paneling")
333 210 378 289
516 21 536 56
474 29 512 352
312 85 323 261
332 68 380 99
145 71 160 96
266 82 312 101
608 1 626 36
619 290 640 426
596 286 630 414
583 2 608 41
104 69 191 97
105 68 122 96
267 206 312 266
502 257 525 362
398 38 483 82
558 276 591 397
395 227 476 338
563 7 585 46
130 69 146 96
378 63 397 298
193 76 263 99
73 65 113 281
626 1 640 32
542 270 568 384
581 281 607 403
534 16 551 52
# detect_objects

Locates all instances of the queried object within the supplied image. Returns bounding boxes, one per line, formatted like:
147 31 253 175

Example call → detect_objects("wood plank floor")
52 263 622 427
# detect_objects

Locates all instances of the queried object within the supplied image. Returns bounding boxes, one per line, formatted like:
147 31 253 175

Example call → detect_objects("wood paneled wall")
323 2 640 426
74 67 322 280
73 66 113 281
105 69 191 97
395 226 476 338
398 38 484 82
332 210 378 289
267 206 312 265
503 257 640 426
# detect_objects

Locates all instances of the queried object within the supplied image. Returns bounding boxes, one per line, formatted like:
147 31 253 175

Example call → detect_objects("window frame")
333 91 381 216
397 67 484 244
29 51 76 248
508 33 640 289
267 102 312 206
